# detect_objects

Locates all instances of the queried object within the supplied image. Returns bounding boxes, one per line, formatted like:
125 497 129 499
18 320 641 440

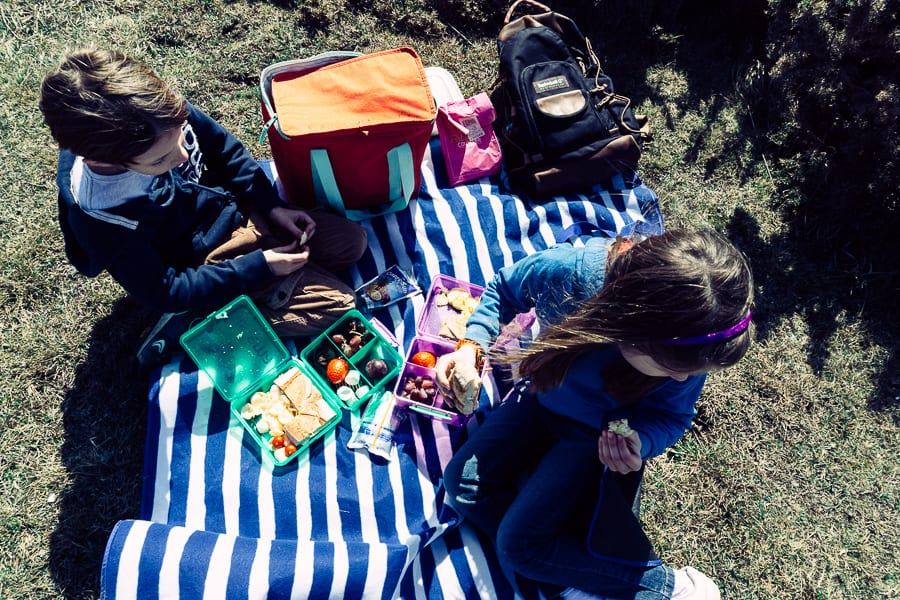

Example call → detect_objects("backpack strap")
504 0 551 24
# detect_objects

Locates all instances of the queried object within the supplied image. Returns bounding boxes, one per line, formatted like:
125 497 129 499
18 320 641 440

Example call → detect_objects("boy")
39 48 367 366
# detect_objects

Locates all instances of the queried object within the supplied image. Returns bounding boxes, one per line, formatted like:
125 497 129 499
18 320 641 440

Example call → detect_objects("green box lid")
179 295 289 404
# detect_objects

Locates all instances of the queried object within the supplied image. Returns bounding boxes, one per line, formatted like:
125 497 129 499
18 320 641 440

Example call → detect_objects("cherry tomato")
271 435 285 449
284 442 298 457
411 351 437 368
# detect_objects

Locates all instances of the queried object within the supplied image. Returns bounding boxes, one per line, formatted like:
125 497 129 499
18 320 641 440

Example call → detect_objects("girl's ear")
606 235 637 273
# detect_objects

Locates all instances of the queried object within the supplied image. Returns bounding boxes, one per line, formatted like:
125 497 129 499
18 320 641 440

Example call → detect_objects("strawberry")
410 351 437 369
326 358 350 384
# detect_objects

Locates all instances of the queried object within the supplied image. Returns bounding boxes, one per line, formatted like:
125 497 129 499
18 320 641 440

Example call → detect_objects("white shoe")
672 566 721 600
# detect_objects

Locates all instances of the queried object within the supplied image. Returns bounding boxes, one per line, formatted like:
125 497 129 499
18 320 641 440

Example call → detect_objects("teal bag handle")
310 143 415 221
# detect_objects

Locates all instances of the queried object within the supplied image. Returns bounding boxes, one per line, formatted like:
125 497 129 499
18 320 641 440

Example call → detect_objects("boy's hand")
263 241 310 276
269 206 316 245
598 429 642 474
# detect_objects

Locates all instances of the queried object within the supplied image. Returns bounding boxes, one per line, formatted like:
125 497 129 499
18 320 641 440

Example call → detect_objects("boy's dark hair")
39 48 188 164
498 229 754 398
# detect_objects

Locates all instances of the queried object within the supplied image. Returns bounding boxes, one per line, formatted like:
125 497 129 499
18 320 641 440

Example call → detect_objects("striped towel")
100 139 663 599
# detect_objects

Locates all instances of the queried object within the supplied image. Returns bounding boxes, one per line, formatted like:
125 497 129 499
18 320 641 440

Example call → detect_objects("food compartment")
418 274 485 341
179 296 342 466
232 360 341 467
395 362 443 408
301 309 404 410
394 337 472 427
326 313 377 358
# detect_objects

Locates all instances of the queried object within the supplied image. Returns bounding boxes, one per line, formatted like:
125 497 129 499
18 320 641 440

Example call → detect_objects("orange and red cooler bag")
260 48 436 221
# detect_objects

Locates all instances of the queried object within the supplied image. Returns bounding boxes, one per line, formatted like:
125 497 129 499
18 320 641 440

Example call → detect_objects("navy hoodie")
55 103 285 313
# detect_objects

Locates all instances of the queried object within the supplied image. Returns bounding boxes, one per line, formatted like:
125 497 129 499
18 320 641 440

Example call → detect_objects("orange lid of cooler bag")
272 48 436 136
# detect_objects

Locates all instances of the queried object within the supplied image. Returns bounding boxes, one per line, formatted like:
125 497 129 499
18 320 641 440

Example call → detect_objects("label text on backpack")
533 76 570 93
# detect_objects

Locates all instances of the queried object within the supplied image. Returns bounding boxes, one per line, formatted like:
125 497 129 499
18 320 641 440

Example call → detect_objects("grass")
0 0 897 598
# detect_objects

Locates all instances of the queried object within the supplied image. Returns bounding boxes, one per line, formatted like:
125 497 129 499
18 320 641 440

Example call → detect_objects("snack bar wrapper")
355 265 422 312
348 390 405 461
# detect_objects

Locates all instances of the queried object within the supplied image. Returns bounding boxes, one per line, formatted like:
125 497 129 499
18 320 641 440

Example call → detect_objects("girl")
436 230 753 599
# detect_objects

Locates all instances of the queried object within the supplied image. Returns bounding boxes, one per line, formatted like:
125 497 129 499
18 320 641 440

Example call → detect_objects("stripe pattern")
101 139 663 599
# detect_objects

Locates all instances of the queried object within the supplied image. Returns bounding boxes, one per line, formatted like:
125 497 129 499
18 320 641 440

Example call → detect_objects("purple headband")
659 311 753 346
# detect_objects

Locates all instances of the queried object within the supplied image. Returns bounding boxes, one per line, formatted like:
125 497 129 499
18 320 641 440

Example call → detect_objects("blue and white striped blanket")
100 139 663 599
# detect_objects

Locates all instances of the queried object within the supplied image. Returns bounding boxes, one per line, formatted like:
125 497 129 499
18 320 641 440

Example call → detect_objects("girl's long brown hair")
490 230 754 401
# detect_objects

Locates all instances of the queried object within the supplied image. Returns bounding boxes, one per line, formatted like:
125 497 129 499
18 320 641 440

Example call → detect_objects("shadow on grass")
578 0 899 418
48 297 157 599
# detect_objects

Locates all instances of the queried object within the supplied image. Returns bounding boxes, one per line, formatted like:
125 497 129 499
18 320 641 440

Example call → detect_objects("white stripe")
150 366 181 522
410 418 441 531
293 448 313 540
511 197 540 257
459 523 499 600
483 182 514 275
184 377 213 531
85 208 140 230
156 525 192 599
329 542 351 599
351 412 380 543
431 194 470 282
386 433 419 600
256 461 276 539
622 188 647 227
360 544 389 600
323 429 342 541
455 185 495 280
202 534 236 599
408 557 428 600
290 542 317 598
222 411 245 534
425 535 465 600
114 520 150 599
247 537 271 599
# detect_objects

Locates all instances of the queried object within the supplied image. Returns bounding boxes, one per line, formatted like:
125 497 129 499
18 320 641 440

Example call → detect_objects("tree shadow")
584 0 897 416
48 297 156 599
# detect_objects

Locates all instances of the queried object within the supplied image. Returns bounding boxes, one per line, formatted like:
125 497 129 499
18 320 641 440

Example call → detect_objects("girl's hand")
268 206 316 245
263 241 310 276
434 345 479 397
598 429 642 474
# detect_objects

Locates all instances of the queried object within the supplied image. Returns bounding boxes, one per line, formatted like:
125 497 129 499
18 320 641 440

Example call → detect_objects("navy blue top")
55 103 285 313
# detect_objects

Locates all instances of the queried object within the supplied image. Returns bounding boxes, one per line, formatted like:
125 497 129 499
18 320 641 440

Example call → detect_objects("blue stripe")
135 523 169 596
100 520 134 600
272 456 300 539
167 371 199 525
267 538 300 599
179 529 218 595
235 431 262 538
203 388 231 533
343 542 370 600
309 543 335 598
224 536 258 598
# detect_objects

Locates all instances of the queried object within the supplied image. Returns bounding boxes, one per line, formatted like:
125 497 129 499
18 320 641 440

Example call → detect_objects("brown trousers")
205 208 367 337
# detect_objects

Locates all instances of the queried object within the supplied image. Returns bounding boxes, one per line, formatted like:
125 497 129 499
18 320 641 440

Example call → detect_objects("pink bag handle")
438 106 471 136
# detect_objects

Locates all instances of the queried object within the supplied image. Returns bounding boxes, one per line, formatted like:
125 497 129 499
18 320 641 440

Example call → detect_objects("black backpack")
495 0 651 200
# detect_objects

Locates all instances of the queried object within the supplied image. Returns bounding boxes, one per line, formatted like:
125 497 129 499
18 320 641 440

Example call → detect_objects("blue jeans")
443 391 675 599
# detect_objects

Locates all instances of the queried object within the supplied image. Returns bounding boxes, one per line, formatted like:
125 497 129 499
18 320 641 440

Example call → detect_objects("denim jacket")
465 237 704 460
